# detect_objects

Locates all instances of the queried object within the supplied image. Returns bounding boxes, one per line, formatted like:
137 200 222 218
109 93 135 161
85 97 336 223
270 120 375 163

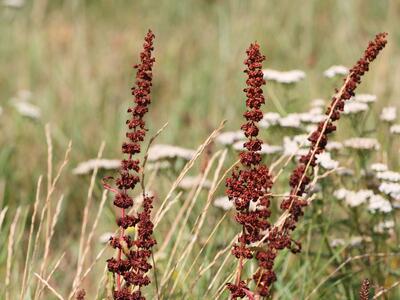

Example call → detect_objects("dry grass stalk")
34 273 64 300
5 207 21 300
20 176 43 300
168 150 228 295
69 190 108 300
32 140 72 298
0 206 9 232
160 150 222 287
155 120 226 225
72 141 105 293
36 194 65 299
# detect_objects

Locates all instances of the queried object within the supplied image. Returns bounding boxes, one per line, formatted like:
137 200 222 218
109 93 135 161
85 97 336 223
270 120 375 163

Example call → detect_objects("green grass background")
1 0 400 299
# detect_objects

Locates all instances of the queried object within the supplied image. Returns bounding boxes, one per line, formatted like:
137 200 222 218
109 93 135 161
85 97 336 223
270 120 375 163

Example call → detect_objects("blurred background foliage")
0 1 399 298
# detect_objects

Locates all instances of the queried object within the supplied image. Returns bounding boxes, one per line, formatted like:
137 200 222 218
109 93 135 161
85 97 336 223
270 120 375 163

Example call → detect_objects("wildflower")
343 137 380 150
277 33 387 295
283 136 308 156
2 0 24 8
311 98 325 107
278 113 302 128
376 170 400 182
216 131 245 145
12 101 41 119
178 176 212 190
104 30 157 300
233 141 282 154
147 144 195 161
259 112 281 128
330 238 346 248
370 163 388 172
390 124 400 134
368 194 392 213
299 111 326 124
213 196 234 210
379 182 400 199
343 100 369 115
316 152 339 170
73 159 120 175
353 93 377 103
262 68 306 84
334 189 374 207
374 220 395 233
323 65 349 78
99 232 114 244
380 106 397 122
326 141 343 151
226 42 274 297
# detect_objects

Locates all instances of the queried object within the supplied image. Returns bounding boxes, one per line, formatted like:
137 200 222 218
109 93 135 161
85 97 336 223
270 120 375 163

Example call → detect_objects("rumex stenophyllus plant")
102 30 389 300
225 33 387 299
104 30 157 300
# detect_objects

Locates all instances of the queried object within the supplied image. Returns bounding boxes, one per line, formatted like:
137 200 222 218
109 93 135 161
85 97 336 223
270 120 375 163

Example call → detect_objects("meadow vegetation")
1 1 400 299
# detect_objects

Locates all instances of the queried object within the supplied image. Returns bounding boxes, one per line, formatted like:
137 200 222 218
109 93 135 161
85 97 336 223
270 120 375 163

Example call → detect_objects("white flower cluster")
232 141 282 155
343 137 380 151
262 69 306 84
390 124 400 134
352 94 377 103
379 182 400 200
343 100 369 115
11 90 41 119
334 188 392 213
315 152 339 170
147 144 196 161
323 65 348 78
72 159 120 175
380 106 397 122
216 131 245 145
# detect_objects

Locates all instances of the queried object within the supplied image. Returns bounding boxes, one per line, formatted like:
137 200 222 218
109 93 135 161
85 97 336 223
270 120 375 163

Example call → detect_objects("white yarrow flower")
278 113 302 128
147 144 196 161
379 182 400 199
374 220 395 233
323 65 348 78
368 194 392 213
2 0 24 8
259 112 281 128
262 69 306 84
380 106 397 122
370 163 388 172
376 171 400 182
343 101 369 115
326 141 343 151
72 159 120 175
232 141 282 154
390 124 400 134
353 94 377 103
216 131 245 145
12 101 41 119
343 137 380 151
213 196 233 210
311 99 325 107
178 176 212 190
316 152 339 170
334 189 374 207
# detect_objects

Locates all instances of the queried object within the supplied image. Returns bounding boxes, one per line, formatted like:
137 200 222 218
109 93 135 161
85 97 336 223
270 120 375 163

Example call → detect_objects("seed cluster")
225 42 274 298
269 32 387 295
359 279 371 300
105 30 156 300
226 33 387 298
